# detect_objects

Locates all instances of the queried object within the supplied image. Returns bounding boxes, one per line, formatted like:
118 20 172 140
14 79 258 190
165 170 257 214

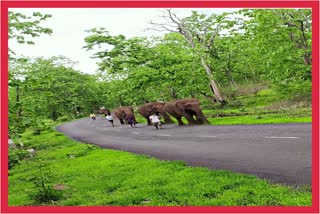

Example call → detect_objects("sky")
9 8 239 74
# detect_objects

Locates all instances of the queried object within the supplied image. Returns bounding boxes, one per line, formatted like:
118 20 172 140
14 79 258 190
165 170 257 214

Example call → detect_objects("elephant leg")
184 112 198 125
176 117 185 126
162 113 173 124
184 109 197 125
195 111 208 124
119 119 125 124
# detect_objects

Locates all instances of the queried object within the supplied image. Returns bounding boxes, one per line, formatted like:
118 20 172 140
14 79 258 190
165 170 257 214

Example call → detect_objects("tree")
150 10 236 106
148 33 209 100
234 9 312 99
84 29 209 105
9 56 104 137
9 11 52 56
8 11 53 137
237 9 311 82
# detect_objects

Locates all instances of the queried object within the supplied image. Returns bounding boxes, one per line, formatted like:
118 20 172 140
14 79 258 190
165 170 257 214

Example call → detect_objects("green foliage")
9 10 53 137
56 116 70 123
81 9 311 110
9 11 52 56
236 9 311 83
8 148 29 169
275 80 312 101
30 119 55 135
29 161 62 204
9 57 106 136
36 119 55 130
66 144 97 158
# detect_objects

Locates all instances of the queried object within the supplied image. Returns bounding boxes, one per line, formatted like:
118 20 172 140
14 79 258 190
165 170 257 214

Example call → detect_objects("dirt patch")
54 184 69 190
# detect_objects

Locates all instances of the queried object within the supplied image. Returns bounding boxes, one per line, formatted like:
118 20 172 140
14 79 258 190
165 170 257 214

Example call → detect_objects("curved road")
56 117 311 186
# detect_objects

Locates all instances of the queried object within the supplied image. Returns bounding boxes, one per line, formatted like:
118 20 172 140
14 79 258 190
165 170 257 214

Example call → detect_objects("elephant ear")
175 102 186 112
185 99 200 110
183 103 194 110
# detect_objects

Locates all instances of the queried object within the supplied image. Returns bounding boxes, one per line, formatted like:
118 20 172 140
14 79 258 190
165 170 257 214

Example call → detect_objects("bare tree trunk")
200 58 226 105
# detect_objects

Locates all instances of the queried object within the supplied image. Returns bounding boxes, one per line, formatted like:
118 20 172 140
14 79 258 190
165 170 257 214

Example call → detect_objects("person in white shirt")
149 113 162 130
105 114 114 127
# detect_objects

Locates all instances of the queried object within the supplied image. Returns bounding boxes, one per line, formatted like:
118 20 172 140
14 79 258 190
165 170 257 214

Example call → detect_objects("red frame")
1 1 319 213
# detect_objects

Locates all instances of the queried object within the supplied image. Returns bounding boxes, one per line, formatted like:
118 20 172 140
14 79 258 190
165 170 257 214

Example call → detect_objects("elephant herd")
98 98 208 126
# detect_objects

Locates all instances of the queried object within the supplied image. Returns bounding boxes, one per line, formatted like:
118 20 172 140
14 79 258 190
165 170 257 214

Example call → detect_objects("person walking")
149 113 162 130
106 114 114 127
90 113 96 120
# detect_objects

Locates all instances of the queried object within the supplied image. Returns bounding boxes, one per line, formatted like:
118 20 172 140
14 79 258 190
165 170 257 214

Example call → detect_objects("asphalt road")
56 116 312 186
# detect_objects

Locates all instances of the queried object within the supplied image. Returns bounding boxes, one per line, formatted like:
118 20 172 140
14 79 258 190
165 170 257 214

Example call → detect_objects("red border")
1 2 9 213
1 1 319 213
0 1 318 7
311 0 320 211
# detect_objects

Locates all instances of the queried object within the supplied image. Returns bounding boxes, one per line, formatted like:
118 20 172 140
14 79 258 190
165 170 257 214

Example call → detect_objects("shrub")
275 80 311 101
29 161 62 204
32 119 55 135
56 116 69 123
8 148 29 169
37 119 55 130
76 113 86 118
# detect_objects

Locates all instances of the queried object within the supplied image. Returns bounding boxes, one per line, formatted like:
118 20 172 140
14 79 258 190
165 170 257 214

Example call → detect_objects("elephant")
137 102 173 125
113 106 137 125
164 98 208 126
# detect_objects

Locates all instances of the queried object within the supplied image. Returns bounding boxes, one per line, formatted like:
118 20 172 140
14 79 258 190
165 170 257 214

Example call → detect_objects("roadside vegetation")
8 9 312 206
9 128 311 206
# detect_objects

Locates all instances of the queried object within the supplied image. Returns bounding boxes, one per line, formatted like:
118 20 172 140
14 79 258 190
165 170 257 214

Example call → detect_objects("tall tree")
8 11 53 137
237 9 312 82
84 29 209 105
150 10 235 106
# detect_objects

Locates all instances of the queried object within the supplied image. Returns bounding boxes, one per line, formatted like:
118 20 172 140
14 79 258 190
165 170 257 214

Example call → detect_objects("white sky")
9 8 239 74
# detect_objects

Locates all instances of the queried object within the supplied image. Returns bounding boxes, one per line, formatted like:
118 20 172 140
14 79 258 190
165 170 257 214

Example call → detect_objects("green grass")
135 114 147 124
138 112 311 126
208 114 311 125
9 129 311 206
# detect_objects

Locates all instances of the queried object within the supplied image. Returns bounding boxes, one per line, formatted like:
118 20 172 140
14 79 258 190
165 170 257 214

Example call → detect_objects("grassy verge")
136 113 311 126
208 114 311 125
9 129 311 206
